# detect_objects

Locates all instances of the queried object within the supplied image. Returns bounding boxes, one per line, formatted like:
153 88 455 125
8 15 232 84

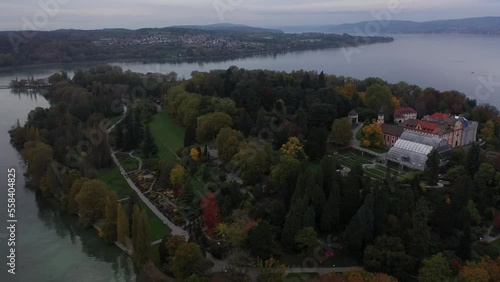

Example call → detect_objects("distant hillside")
279 17 500 35
172 23 284 34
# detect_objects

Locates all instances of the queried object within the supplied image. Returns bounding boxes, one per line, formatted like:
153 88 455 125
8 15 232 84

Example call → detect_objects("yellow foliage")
359 92 367 106
336 83 357 100
170 165 186 187
392 96 400 109
360 122 383 148
280 137 306 160
460 262 490 282
190 147 200 161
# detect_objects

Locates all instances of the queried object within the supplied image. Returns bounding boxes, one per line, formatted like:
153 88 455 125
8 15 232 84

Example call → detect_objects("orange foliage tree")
360 122 384 148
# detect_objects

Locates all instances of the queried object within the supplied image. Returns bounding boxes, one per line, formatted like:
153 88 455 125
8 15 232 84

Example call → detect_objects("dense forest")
0 27 392 68
9 65 500 281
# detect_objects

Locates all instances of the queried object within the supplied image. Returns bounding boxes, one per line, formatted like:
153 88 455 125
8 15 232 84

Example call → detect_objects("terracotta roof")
394 107 417 118
429 112 450 120
348 110 358 116
381 124 404 137
401 119 451 135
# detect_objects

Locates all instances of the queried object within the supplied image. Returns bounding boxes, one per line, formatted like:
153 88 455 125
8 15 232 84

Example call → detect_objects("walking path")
482 225 500 243
128 151 143 170
107 107 187 238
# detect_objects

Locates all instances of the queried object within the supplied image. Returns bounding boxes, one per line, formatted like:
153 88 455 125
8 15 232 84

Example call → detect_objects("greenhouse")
387 131 452 170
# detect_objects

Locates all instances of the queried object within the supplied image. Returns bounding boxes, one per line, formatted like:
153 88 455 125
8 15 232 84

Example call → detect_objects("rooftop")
394 107 417 118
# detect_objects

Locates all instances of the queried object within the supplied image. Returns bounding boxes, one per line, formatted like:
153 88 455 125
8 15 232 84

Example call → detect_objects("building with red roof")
394 107 417 124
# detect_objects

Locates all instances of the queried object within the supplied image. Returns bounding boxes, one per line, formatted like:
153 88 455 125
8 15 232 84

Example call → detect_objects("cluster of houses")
348 107 478 170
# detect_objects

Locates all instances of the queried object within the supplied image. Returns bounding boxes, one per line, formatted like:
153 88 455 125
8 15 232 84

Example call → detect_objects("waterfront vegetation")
9 65 500 281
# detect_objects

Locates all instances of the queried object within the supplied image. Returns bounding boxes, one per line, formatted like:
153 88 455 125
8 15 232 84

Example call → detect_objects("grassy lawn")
116 153 140 172
107 115 122 128
309 161 321 175
492 238 500 249
150 111 185 162
98 165 133 198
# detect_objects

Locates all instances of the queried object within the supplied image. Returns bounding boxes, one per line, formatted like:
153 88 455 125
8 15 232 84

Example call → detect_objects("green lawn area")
309 162 321 175
98 165 132 198
116 153 140 172
107 115 122 128
493 238 500 249
150 111 186 162
367 147 389 154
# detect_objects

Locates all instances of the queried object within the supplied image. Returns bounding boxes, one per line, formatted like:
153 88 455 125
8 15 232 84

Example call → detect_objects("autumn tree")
67 177 89 214
201 192 219 235
170 165 186 192
171 243 205 280
189 147 200 162
460 261 490 282
215 127 244 162
280 136 307 160
256 257 287 282
418 253 453 282
75 179 109 227
232 140 273 185
133 209 151 267
116 203 129 245
331 117 353 146
360 122 383 148
21 141 53 188
196 112 233 143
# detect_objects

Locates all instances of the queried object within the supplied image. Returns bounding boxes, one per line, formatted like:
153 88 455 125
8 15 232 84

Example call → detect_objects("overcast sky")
1 0 499 31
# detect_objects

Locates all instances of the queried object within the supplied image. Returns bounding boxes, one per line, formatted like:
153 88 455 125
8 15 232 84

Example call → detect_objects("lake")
0 33 498 281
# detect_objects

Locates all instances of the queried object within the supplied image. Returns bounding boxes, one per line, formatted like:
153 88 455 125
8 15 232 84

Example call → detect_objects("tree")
201 192 219 235
256 257 286 282
408 198 431 263
418 253 453 282
365 84 393 114
142 124 158 158
295 227 319 254
360 122 383 148
216 127 244 162
363 235 411 279
184 122 197 148
457 216 472 261
171 243 204 280
305 126 328 161
115 121 124 149
466 143 482 176
301 72 312 89
21 141 53 188
232 140 273 185
133 209 151 267
282 199 307 247
74 179 109 227
116 203 129 245
104 192 118 223
331 118 353 146
248 222 273 259
196 112 233 143
459 262 490 282
226 249 255 281
170 165 186 191
320 186 340 232
425 149 440 186
280 137 307 160
270 155 301 205
318 71 326 88
67 177 89 214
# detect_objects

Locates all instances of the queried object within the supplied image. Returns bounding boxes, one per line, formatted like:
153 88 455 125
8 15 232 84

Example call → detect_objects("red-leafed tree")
201 192 219 235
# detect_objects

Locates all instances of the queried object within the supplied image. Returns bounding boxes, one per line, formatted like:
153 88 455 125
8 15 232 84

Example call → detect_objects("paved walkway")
128 151 143 170
107 107 188 238
482 225 500 243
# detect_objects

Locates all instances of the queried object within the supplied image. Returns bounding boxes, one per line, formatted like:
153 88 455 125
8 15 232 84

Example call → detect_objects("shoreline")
0 41 394 74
